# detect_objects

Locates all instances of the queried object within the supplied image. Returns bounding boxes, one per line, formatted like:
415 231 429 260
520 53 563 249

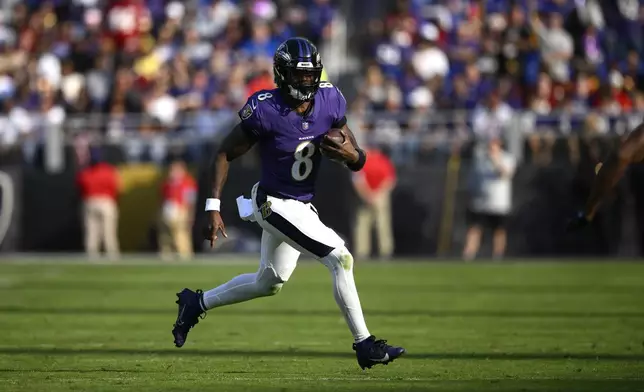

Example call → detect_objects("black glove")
566 211 591 232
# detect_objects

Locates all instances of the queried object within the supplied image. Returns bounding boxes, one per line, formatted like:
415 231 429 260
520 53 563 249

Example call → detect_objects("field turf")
0 259 643 391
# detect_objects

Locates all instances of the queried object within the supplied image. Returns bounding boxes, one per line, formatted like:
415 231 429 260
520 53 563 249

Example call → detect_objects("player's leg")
171 229 300 347
315 242 404 369
252 185 404 368
201 230 300 309
252 187 371 335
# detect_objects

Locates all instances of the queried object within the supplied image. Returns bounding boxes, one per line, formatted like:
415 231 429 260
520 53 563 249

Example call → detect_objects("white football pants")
202 183 371 342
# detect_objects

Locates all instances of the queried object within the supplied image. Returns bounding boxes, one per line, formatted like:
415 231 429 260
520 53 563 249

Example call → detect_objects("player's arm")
319 86 367 171
321 123 367 171
211 124 256 199
583 127 642 220
569 124 644 230
205 124 257 246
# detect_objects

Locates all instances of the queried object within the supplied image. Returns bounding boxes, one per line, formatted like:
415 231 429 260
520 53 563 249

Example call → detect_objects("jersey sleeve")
331 86 347 129
238 95 265 140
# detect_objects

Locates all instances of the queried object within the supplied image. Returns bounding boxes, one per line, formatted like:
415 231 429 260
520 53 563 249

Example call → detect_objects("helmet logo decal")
296 61 314 68
276 43 291 62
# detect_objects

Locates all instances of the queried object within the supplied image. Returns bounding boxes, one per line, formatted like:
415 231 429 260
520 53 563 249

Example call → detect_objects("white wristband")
205 198 221 212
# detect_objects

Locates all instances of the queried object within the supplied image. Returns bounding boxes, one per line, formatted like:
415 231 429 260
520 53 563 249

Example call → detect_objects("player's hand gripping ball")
324 128 346 145
320 128 355 163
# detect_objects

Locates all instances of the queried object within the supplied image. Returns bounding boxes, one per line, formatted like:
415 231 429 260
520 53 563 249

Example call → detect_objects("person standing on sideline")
158 160 197 260
76 148 121 260
352 147 396 260
463 138 516 260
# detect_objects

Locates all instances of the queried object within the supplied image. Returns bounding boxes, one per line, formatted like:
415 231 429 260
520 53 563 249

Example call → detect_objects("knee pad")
322 246 354 271
255 264 286 296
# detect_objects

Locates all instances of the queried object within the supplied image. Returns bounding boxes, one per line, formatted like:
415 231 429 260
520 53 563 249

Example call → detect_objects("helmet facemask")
275 65 322 102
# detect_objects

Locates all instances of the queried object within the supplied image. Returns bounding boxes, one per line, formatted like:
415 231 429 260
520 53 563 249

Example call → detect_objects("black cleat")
353 335 405 370
172 288 206 348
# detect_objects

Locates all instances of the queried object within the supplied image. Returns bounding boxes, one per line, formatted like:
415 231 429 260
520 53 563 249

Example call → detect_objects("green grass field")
1 259 644 392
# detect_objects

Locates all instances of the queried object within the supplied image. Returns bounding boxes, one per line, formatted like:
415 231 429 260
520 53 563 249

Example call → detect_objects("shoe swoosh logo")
369 353 389 362
176 305 186 326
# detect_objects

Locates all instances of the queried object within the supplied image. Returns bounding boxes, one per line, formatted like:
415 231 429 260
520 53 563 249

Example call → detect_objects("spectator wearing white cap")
37 51 62 91
411 23 449 82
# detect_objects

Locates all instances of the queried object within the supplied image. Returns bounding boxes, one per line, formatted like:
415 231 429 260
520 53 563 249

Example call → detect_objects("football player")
171 37 405 370
568 123 644 230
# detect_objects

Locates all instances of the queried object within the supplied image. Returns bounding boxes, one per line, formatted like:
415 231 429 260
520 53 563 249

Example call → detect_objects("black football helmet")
273 37 323 102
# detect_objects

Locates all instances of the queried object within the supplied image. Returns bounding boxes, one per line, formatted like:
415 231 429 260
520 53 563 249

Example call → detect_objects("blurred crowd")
353 0 644 151
0 0 338 149
2 0 644 164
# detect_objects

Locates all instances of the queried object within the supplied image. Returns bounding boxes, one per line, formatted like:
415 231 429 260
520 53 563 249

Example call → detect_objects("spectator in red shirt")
158 160 197 260
106 0 152 55
608 70 633 112
352 147 396 260
76 149 121 260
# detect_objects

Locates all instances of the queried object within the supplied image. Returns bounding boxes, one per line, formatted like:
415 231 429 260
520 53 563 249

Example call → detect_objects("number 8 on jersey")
292 142 316 181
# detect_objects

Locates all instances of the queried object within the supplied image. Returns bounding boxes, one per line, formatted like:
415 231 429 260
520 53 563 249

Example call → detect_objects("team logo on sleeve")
240 103 253 120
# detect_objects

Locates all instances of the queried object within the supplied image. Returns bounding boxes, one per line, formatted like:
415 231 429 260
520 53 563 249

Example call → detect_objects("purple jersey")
238 83 347 201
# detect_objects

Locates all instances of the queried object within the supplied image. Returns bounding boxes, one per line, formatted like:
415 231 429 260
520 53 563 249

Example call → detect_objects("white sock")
321 247 371 343
201 273 261 310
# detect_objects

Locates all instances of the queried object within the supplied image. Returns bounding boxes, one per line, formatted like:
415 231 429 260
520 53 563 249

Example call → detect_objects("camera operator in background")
463 137 516 261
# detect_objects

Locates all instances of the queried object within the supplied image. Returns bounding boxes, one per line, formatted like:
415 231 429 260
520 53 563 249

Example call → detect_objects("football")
324 128 346 145
320 128 346 162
